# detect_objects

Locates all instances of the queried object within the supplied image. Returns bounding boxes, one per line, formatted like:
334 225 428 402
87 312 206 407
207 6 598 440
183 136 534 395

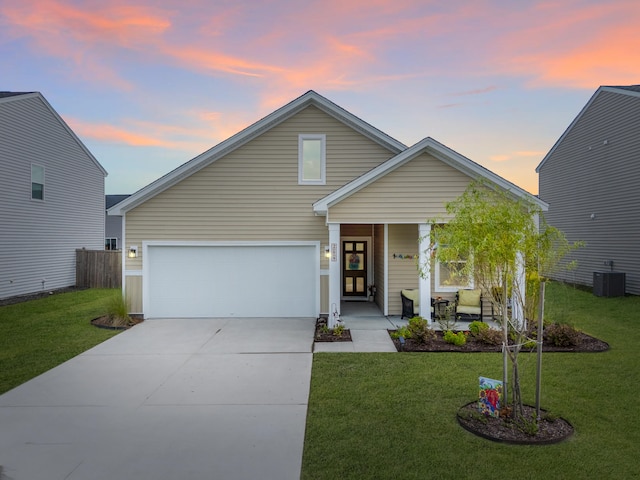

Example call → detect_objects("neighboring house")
537 85 640 296
105 194 130 250
0 92 107 300
109 90 545 319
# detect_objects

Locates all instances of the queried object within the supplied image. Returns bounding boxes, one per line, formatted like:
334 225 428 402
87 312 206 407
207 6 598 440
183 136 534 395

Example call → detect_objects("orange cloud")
66 109 256 154
490 151 545 163
68 118 185 148
494 1 640 88
162 45 284 78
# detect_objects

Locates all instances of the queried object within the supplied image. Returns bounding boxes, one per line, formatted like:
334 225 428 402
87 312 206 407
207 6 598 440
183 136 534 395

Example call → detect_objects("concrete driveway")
0 318 315 480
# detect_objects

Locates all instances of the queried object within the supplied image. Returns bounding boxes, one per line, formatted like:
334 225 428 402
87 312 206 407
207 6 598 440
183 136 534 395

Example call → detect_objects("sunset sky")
3 0 639 195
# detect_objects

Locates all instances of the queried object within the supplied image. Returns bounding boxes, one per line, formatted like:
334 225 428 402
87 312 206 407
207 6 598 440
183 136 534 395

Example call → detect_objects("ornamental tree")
423 181 580 419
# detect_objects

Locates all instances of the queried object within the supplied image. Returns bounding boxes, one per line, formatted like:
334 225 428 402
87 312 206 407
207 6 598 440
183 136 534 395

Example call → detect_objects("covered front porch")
325 222 435 327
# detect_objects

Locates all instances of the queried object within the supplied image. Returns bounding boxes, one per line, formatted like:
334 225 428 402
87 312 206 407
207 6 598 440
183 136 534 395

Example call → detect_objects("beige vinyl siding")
387 224 420 315
328 152 472 223
125 105 394 258
0 95 105 299
125 275 143 313
123 105 396 307
539 90 640 295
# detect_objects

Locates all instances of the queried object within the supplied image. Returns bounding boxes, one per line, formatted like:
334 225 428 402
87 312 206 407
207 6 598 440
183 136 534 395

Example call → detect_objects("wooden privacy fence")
76 249 122 288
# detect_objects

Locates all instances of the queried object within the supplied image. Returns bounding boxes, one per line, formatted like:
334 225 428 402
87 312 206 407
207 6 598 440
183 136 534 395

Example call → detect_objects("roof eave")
314 137 547 214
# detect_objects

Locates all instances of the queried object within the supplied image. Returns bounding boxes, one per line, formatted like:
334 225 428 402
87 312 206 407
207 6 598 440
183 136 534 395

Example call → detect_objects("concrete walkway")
314 301 407 353
0 318 315 480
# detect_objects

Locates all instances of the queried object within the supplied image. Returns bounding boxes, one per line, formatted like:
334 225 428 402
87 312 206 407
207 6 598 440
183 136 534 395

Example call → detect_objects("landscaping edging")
457 402 574 445
388 330 609 353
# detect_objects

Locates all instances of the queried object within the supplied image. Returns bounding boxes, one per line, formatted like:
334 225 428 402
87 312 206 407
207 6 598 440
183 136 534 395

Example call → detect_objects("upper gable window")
298 134 326 185
31 164 45 200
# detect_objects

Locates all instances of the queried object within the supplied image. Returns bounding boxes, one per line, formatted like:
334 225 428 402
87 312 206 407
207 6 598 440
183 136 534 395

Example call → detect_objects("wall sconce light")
324 245 331 259
128 246 138 258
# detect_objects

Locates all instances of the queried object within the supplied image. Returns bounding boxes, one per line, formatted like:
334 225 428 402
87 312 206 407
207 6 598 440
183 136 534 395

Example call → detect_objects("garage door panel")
146 245 317 318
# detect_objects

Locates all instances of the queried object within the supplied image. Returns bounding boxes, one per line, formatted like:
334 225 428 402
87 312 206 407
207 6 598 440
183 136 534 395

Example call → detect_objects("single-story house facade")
109 90 545 321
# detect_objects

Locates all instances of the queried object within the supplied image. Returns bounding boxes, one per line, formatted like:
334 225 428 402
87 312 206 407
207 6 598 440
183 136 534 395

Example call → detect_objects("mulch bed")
388 330 609 353
457 402 574 444
91 315 144 330
314 318 352 342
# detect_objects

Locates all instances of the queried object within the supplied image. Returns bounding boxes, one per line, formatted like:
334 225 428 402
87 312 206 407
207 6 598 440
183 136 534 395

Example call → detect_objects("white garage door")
145 243 318 318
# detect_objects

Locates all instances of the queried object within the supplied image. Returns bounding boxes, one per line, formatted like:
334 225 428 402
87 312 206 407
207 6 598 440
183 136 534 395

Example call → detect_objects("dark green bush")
407 316 436 343
475 328 503 346
545 323 581 347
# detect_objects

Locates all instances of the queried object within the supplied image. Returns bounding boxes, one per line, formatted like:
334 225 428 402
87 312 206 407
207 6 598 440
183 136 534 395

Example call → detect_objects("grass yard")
302 282 640 479
0 288 122 394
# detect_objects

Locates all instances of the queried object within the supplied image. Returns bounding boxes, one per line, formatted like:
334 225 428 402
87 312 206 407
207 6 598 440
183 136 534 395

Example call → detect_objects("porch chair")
401 290 435 319
454 288 484 321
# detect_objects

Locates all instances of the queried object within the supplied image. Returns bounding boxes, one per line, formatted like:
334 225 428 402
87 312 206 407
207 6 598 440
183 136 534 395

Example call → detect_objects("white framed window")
105 238 118 250
298 134 326 185
31 164 45 200
434 254 474 292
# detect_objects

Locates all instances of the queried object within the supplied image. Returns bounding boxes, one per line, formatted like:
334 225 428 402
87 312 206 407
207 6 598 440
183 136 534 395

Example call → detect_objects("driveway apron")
0 318 315 480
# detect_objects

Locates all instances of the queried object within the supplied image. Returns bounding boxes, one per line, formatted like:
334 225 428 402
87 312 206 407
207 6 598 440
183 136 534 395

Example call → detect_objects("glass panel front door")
343 240 367 296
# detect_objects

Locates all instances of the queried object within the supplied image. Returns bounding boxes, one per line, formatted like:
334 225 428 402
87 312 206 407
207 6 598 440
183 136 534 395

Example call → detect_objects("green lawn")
302 282 640 479
0 288 121 394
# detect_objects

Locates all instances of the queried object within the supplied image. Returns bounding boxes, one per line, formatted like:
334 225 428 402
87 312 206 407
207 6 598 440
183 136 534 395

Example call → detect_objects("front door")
343 240 367 297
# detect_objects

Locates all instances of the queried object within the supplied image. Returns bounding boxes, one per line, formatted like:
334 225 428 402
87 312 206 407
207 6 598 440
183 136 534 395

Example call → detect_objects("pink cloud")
1 0 172 89
491 1 640 88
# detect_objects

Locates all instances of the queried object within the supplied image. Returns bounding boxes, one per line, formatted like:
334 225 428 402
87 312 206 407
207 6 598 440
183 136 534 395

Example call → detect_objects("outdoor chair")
401 290 436 319
454 288 484 321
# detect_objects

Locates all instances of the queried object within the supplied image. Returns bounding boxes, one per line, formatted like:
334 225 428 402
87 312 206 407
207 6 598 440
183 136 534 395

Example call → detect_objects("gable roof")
536 85 640 172
108 90 407 216
0 91 108 177
313 137 547 215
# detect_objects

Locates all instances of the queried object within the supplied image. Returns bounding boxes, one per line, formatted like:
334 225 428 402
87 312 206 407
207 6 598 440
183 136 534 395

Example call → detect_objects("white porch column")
418 223 432 324
328 223 341 328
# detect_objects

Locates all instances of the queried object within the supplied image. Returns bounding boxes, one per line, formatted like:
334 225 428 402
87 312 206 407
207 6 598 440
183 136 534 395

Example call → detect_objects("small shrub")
333 323 345 336
469 321 488 336
391 317 435 344
407 316 436 344
443 330 467 346
390 325 410 340
475 328 503 346
545 323 580 347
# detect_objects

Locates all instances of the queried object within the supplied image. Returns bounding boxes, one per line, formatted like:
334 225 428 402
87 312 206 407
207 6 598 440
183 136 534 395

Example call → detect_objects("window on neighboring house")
298 134 326 185
31 164 45 200
434 252 474 292
105 238 117 250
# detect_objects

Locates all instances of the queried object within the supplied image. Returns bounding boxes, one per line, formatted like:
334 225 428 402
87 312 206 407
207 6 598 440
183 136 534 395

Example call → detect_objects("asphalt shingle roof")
0 92 34 99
